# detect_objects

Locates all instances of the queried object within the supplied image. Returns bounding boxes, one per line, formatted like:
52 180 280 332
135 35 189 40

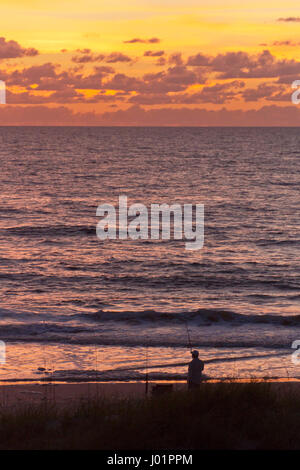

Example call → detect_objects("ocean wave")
0 320 296 350
256 239 300 247
87 308 300 327
89 274 300 291
2 306 300 330
0 224 96 237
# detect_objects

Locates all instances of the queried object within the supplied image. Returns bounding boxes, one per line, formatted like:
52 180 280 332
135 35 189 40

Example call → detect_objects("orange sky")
1 0 300 124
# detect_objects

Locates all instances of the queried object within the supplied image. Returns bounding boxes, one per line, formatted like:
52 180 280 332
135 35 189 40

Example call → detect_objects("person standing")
187 350 204 389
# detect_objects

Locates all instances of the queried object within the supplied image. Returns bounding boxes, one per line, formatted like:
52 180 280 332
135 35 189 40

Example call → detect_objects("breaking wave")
87 308 300 326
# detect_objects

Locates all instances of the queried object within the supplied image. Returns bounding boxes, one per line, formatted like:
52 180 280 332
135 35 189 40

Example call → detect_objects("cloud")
105 52 132 63
0 37 38 59
0 105 101 125
100 105 300 126
143 65 205 91
277 75 300 84
6 88 88 104
6 63 58 87
261 40 300 47
127 81 244 105
1 43 298 108
72 53 105 63
144 50 164 57
86 91 128 103
72 50 132 64
155 57 166 66
277 17 300 22
123 37 160 44
3 63 115 91
176 80 245 104
186 53 211 66
211 50 300 79
242 83 290 102
168 53 183 66
186 49 300 79
128 93 173 105
2 104 300 126
103 73 142 92
102 65 204 95
272 40 300 46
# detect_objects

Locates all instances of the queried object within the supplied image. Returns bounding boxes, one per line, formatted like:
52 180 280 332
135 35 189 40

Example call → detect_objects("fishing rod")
185 320 192 352
145 341 149 396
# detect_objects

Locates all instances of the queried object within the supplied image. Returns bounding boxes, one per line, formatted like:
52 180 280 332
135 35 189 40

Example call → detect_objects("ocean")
0 126 299 382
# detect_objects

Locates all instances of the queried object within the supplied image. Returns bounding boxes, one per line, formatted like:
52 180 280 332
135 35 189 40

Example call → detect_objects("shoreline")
0 376 300 385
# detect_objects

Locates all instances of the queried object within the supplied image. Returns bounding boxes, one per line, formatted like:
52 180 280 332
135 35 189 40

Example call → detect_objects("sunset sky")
1 0 300 124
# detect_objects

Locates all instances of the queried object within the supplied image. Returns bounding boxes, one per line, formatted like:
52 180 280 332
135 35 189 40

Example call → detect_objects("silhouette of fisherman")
187 350 204 389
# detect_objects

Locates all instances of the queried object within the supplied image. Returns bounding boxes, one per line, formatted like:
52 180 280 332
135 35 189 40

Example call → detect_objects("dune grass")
1 382 300 449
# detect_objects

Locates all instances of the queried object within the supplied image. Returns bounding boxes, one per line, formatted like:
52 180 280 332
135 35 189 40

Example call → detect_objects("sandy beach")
0 380 300 409
0 382 185 408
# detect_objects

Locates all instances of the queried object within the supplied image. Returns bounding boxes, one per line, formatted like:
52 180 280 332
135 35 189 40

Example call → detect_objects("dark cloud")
100 105 300 127
272 40 300 46
103 73 142 92
242 83 281 101
168 53 183 66
211 50 300 79
186 53 211 66
127 81 244 106
155 57 166 66
144 50 164 57
6 88 88 104
123 37 160 44
72 49 132 64
141 65 205 93
129 93 173 105
2 43 298 108
0 105 102 125
167 81 243 105
6 63 58 87
277 75 300 84
86 90 128 103
0 37 38 59
6 87 130 105
277 17 300 22
261 40 300 47
3 63 115 91
76 48 91 54
105 52 132 63
72 53 105 63
242 83 290 102
186 49 300 79
103 65 203 94
2 103 300 126
210 51 257 76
